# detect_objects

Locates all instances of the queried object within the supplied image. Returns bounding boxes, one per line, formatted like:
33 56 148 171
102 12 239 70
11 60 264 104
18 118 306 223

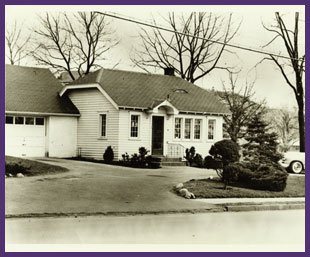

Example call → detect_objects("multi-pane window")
15 116 24 125
184 118 192 139
100 114 107 137
5 116 13 124
25 117 35 125
174 118 182 139
208 119 216 140
5 116 45 126
130 115 139 138
194 119 202 139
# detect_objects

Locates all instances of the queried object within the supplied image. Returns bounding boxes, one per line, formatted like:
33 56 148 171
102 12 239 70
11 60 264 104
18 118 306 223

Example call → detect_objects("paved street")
5 158 219 216
6 210 305 252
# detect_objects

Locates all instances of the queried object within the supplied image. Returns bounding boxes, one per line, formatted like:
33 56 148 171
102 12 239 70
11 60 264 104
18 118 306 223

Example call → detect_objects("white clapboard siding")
68 88 119 159
118 110 151 158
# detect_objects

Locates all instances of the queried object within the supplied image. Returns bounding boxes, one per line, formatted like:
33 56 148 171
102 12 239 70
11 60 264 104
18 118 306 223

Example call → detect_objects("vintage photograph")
4 5 305 252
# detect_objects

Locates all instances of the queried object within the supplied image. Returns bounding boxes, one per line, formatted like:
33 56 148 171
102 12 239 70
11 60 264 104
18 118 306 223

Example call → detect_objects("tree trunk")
296 74 305 153
297 100 305 152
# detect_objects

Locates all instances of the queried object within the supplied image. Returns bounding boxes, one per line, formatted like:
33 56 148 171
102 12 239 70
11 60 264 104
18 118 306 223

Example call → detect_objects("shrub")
121 147 160 168
192 153 203 168
209 140 240 166
239 162 288 192
204 155 223 170
185 147 196 166
103 146 114 163
122 152 130 162
139 147 149 159
222 163 243 187
5 161 30 176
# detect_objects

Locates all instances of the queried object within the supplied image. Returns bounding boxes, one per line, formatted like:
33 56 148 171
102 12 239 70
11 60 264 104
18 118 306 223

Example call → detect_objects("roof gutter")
5 111 81 117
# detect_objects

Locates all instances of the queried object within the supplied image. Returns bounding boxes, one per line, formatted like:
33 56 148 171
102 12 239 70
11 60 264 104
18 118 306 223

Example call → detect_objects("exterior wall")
68 88 119 159
118 110 151 159
167 114 224 157
47 116 78 158
117 108 224 159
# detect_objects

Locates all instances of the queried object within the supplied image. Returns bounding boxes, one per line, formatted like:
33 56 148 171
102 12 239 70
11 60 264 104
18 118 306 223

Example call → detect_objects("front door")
152 116 164 155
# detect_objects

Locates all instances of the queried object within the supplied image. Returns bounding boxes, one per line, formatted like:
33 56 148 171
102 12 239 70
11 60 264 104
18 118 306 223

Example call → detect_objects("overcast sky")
5 5 305 109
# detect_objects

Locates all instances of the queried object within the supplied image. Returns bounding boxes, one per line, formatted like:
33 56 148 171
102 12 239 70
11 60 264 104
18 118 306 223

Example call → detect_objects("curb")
223 203 305 212
5 201 304 219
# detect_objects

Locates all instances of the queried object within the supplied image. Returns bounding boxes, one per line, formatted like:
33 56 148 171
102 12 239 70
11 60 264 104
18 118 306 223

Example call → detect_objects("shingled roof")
5 65 79 115
68 69 230 114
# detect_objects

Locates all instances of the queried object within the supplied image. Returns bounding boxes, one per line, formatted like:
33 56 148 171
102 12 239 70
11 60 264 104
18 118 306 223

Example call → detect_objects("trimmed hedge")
209 140 240 166
223 162 288 192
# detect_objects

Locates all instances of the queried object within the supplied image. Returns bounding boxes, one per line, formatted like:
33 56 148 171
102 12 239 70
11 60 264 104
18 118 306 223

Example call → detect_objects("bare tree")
262 12 305 152
6 21 31 65
132 12 240 83
218 72 265 143
267 108 298 152
31 12 118 80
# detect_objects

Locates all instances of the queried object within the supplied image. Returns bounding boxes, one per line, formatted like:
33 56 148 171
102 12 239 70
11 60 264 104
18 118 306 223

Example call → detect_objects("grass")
182 175 305 198
5 156 68 177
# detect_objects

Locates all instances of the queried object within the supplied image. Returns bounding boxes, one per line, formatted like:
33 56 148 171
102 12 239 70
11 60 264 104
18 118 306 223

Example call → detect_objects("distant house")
5 65 230 159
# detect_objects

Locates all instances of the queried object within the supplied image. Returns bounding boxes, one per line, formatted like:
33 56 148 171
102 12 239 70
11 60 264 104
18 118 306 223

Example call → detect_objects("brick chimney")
164 67 175 76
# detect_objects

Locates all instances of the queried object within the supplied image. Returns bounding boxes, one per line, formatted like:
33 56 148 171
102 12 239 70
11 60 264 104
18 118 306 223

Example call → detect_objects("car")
279 151 305 174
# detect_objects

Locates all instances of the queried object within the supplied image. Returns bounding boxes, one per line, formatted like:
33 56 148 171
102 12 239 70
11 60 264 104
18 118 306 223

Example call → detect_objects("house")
5 65 230 160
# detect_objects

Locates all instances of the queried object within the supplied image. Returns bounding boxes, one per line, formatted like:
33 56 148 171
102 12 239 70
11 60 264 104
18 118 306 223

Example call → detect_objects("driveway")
5 158 220 217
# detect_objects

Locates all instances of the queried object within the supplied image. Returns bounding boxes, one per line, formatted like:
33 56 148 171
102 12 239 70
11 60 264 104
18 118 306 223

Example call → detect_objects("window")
174 118 182 139
130 115 139 138
208 119 216 140
100 114 107 137
5 116 13 124
25 117 34 125
36 117 44 126
15 116 24 125
194 119 202 139
184 118 192 139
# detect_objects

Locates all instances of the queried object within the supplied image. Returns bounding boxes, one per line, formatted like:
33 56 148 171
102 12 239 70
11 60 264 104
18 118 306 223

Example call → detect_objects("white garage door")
5 116 46 157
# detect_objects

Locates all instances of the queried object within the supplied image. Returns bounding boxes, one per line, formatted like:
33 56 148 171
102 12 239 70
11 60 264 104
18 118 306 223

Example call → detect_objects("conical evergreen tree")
243 111 283 165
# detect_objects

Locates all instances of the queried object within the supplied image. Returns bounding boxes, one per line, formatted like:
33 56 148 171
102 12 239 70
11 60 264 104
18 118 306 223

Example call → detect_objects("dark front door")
152 116 164 155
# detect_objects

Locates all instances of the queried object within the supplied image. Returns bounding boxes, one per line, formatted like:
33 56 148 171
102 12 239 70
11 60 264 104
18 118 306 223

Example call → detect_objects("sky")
5 5 305 109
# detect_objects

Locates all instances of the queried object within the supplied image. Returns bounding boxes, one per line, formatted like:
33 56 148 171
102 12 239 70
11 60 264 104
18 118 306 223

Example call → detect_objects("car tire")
289 161 303 174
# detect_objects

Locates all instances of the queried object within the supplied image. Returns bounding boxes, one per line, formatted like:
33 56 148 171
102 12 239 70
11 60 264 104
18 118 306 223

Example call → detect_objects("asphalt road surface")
6 210 305 252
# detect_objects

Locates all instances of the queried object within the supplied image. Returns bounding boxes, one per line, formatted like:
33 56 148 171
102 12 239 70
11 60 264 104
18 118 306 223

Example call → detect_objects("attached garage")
5 116 46 157
5 65 80 158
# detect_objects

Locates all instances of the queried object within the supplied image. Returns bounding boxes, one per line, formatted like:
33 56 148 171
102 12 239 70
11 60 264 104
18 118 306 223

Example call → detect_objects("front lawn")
182 175 305 198
5 156 68 177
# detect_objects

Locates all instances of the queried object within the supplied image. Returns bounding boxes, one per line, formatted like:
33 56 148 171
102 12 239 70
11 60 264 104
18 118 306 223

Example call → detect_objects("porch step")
161 161 186 166
158 156 186 166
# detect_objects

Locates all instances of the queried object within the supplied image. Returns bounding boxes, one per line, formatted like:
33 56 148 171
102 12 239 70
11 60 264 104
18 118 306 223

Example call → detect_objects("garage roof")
5 65 79 115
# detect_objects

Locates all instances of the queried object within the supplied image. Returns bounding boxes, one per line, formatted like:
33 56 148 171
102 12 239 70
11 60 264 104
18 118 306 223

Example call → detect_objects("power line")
95 11 304 63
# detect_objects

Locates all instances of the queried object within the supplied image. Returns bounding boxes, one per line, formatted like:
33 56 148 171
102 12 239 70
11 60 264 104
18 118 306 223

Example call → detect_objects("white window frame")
207 119 216 141
184 118 192 140
194 118 202 140
129 113 141 140
174 117 183 140
98 113 108 139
